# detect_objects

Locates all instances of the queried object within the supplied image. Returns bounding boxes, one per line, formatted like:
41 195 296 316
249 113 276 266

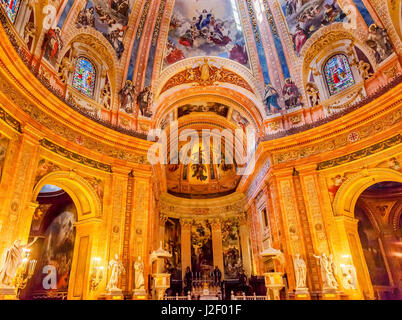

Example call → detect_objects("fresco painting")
164 0 249 68
191 220 213 276
75 0 133 59
280 0 347 55
222 218 242 279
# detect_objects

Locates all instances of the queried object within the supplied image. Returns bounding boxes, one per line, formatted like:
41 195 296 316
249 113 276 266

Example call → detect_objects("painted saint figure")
119 80 135 114
264 84 281 115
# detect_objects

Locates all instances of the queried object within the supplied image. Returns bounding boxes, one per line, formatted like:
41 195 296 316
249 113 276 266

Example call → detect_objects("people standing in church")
184 266 193 294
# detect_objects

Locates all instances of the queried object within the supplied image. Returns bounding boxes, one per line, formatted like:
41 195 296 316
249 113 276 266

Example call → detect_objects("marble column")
180 219 192 279
239 213 252 277
211 219 224 278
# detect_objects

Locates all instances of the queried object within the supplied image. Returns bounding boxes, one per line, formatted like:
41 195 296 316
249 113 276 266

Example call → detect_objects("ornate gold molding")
39 139 112 173
317 135 402 170
0 105 21 133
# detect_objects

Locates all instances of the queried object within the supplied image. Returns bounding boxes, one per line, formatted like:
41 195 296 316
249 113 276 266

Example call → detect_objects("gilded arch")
333 168 402 218
32 170 102 221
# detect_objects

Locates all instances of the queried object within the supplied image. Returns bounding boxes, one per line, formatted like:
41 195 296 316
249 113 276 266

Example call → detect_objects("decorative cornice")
0 105 21 133
316 135 402 170
39 139 112 173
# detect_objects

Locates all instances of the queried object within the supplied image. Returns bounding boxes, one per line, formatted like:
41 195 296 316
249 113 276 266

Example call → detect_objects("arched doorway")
26 171 102 300
20 184 76 300
355 182 402 300
333 168 402 300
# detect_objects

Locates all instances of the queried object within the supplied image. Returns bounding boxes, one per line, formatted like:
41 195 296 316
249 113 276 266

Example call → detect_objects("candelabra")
14 248 37 297
89 257 104 292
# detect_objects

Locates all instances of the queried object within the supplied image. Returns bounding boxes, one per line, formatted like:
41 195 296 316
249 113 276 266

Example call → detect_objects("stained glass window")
1 0 22 23
72 57 96 98
324 54 355 96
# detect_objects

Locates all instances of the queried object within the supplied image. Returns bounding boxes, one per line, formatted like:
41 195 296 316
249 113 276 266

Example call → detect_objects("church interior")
0 0 401 301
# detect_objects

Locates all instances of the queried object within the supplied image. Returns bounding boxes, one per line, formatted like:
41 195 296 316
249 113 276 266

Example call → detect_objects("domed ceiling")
166 139 242 199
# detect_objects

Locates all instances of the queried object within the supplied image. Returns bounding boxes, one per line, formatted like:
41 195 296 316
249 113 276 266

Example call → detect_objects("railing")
231 292 267 300
164 293 192 300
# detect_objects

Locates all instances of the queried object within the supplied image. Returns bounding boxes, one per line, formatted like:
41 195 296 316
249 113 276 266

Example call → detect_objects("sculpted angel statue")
0 237 38 287
134 256 145 290
313 253 338 291
294 254 307 290
106 254 125 292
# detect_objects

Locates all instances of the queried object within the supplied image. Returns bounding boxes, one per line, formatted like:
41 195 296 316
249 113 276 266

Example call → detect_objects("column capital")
210 218 222 230
239 212 248 226
179 218 192 228
159 213 168 223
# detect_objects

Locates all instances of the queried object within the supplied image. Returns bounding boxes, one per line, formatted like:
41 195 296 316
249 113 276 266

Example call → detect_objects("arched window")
1 0 22 23
324 54 355 96
72 57 96 98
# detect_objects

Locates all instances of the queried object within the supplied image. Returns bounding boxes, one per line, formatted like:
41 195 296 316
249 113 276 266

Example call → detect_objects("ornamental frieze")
0 71 148 165
272 101 402 165
0 105 21 133
40 139 112 173
316 135 402 170
160 59 254 95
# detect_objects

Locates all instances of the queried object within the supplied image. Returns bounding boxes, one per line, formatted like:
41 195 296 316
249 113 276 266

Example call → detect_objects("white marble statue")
313 253 338 291
294 254 307 290
134 256 145 290
106 254 125 292
0 237 38 287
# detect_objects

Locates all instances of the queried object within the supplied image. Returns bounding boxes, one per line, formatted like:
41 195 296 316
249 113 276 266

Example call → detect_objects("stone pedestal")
133 289 147 300
152 273 171 300
319 289 341 300
264 272 284 300
294 288 310 300
105 288 124 300
0 286 17 300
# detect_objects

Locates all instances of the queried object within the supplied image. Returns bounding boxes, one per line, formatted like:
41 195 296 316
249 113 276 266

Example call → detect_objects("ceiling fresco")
164 0 250 68
75 0 134 59
279 0 348 55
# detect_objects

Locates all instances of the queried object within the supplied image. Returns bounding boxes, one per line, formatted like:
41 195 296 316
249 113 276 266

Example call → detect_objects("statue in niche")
58 55 74 84
100 82 112 110
366 24 393 63
134 256 145 290
313 253 338 291
357 61 373 80
0 238 38 287
137 87 153 117
305 82 320 107
282 78 303 109
119 80 136 114
264 84 281 115
294 254 307 290
199 58 211 83
106 254 125 292
23 21 36 45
